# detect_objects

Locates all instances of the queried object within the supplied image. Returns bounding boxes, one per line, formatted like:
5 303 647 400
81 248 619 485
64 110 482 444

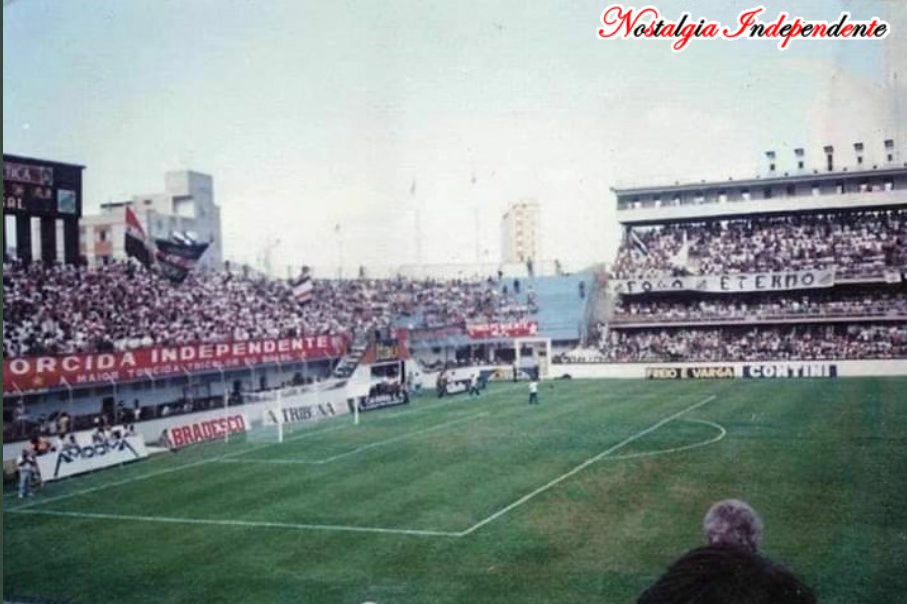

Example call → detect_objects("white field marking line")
6 400 724 539
0 383 634 498
4 397 494 508
455 394 718 537
6 508 461 538
6 423 349 512
605 418 726 461
218 412 489 465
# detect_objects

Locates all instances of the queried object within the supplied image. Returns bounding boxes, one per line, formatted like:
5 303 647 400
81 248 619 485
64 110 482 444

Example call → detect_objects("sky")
3 0 904 276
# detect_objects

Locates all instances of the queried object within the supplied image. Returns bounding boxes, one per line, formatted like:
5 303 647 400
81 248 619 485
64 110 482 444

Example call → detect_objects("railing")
610 310 907 327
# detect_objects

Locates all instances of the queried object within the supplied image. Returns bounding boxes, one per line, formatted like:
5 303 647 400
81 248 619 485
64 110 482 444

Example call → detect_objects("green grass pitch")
4 378 907 603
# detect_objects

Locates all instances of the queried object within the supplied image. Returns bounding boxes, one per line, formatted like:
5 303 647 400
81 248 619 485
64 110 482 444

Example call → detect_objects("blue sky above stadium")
3 0 900 274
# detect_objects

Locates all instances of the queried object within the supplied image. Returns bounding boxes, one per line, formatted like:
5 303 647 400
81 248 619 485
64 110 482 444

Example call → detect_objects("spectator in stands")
637 543 816 603
2 260 532 357
611 291 907 324
638 499 815 603
91 424 107 444
31 434 54 456
602 323 907 363
613 209 906 280
14 399 27 434
60 432 79 454
702 499 763 553
56 412 71 436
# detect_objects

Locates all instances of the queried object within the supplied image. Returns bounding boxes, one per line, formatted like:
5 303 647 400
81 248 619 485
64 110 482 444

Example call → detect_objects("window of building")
763 188 772 199
798 161 804 170
888 154 894 163
786 184 795 196
857 156 864 165
694 191 705 204
97 228 108 242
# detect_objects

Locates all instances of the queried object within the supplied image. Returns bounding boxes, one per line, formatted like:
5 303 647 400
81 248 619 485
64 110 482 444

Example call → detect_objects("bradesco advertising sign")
165 414 249 449
35 436 149 482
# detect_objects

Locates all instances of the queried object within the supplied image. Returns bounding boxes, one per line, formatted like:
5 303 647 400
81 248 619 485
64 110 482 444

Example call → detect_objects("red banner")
3 336 348 394
466 321 539 340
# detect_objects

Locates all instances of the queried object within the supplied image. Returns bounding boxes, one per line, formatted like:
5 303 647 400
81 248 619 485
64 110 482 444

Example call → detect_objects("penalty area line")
455 394 718 537
6 425 339 513
7 399 724 539
219 412 489 465
5 508 462 538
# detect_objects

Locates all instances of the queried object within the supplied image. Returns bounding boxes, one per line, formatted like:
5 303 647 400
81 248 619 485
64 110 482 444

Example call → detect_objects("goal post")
244 382 355 444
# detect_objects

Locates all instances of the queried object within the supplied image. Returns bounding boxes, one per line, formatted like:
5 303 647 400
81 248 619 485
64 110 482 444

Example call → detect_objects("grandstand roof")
612 164 907 197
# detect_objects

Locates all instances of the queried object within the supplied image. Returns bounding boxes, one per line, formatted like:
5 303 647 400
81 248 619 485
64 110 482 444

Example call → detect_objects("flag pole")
214 365 228 445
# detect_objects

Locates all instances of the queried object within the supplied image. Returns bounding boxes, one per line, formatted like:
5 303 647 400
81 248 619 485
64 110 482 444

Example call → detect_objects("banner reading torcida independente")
3 336 348 394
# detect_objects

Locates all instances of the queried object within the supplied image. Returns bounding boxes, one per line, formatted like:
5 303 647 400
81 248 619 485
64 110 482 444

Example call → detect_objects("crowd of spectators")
603 323 907 362
612 209 907 279
2 261 533 358
612 291 907 323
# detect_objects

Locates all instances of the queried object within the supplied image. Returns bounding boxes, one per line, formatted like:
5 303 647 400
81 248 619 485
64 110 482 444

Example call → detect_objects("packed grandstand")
2 261 535 358
4 208 906 366
564 204 907 365
4 160 907 448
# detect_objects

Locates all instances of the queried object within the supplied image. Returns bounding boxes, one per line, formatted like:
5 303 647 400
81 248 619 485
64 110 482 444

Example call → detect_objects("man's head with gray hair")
702 499 764 553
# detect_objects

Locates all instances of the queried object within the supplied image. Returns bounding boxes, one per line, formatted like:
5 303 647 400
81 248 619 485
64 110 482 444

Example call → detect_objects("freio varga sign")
646 366 735 380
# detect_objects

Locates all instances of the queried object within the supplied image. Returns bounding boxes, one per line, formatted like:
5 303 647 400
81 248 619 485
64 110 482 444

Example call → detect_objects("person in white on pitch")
469 372 481 397
528 379 539 405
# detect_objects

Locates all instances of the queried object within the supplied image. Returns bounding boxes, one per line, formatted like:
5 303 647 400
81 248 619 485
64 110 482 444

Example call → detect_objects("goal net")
243 382 356 444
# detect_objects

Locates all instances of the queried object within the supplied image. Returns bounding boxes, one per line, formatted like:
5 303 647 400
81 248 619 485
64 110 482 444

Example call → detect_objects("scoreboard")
3 154 84 264
4 155 83 218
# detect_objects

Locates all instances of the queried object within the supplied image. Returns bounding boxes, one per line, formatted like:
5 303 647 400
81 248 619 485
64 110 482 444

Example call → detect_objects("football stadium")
3 2 907 603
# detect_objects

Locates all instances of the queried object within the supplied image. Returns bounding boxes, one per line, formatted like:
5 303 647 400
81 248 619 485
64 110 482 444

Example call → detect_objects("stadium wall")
2 381 356 463
551 359 907 379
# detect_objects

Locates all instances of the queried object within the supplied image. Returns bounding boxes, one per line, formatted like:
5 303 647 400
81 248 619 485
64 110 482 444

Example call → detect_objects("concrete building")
500 199 540 264
612 140 906 225
80 170 222 269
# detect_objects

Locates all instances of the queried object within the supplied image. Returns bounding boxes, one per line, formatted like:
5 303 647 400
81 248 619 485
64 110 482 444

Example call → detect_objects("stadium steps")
332 336 370 378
